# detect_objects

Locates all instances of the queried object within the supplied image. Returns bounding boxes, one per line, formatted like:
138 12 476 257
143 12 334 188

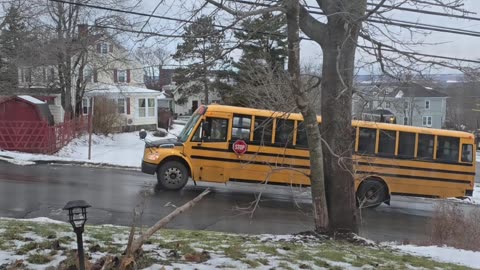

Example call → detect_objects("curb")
32 159 140 170
0 155 140 171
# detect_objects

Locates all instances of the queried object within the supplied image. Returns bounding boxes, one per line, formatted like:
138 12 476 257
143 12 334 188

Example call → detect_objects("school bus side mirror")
139 129 147 140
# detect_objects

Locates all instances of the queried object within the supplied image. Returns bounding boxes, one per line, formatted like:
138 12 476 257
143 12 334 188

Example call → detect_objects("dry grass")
428 203 480 251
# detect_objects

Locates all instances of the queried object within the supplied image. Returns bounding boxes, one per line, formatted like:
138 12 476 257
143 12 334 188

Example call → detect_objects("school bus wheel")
356 178 389 208
156 161 189 190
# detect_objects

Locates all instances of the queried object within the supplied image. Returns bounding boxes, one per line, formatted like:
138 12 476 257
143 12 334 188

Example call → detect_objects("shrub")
428 202 480 251
92 97 122 135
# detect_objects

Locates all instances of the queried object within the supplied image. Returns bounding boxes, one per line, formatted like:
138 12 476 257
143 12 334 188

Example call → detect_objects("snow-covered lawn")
0 217 478 269
394 244 480 269
0 125 183 168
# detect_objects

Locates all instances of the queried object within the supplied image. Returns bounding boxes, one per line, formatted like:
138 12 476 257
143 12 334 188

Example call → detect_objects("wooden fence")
0 117 87 154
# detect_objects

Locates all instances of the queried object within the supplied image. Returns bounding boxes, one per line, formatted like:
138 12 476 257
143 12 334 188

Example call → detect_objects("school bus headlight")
146 153 160 160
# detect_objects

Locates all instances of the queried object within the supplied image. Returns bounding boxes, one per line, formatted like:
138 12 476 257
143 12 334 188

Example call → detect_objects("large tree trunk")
286 0 328 232
320 16 362 233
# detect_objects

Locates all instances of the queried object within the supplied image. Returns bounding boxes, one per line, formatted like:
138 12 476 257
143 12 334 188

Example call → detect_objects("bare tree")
231 60 321 112
187 0 472 234
134 45 170 83
44 0 138 118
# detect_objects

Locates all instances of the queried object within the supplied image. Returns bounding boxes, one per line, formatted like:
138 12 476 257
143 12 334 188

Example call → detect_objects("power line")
50 0 480 66
227 0 480 38
50 0 480 38
227 0 480 22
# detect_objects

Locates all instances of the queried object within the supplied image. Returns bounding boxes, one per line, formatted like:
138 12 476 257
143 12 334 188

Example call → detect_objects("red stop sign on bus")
233 140 248 155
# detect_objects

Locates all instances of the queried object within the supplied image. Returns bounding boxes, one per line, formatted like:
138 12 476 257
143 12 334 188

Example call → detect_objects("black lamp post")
63 200 91 270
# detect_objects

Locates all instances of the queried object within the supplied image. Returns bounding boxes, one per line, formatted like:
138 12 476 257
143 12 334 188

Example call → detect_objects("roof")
387 83 448 98
14 87 62 95
363 109 394 115
85 83 160 96
18 95 46 105
205 104 473 139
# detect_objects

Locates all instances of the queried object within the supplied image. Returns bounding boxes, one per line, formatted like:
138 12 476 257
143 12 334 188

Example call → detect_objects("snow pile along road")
0 124 183 168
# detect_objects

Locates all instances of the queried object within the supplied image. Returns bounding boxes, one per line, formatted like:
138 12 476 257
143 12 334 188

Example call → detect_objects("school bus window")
378 130 396 156
417 134 434 159
296 121 308 147
232 115 251 141
436 136 459 162
358 128 376 154
192 117 228 142
275 119 294 145
351 127 357 151
461 144 473 163
398 132 415 158
178 112 202 142
253 117 273 144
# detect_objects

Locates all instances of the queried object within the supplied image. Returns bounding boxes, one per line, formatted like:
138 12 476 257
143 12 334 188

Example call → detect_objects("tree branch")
205 0 285 18
129 189 211 253
299 4 327 46
358 0 387 21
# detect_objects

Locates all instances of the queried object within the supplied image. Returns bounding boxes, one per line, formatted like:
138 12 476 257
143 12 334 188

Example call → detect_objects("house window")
20 68 32 83
118 70 127 83
84 66 94 83
101 43 109 54
47 67 55 82
117 98 125 114
425 100 430 109
82 98 90 115
422 116 432 127
403 101 409 110
403 117 408 125
385 101 390 108
138 98 155 117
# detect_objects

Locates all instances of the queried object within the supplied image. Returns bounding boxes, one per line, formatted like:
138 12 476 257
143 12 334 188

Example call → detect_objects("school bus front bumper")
141 160 157 175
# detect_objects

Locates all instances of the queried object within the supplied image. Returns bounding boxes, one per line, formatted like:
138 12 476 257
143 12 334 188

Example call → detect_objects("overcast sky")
134 0 480 74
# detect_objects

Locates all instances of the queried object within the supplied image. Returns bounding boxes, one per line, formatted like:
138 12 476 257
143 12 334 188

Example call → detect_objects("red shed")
0 95 53 123
0 95 55 153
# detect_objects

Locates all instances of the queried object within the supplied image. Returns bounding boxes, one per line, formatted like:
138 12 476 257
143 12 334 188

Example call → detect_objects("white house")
14 24 162 130
353 83 448 129
83 84 159 131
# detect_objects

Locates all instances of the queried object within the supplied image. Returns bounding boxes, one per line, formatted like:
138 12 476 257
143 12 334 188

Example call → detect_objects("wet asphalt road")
0 162 479 243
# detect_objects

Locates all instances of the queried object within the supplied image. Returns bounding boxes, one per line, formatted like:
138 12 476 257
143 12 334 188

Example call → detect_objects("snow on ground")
394 244 480 269
0 124 184 168
474 183 480 201
0 217 67 224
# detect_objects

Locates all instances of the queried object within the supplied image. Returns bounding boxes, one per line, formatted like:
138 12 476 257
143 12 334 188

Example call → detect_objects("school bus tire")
356 178 389 208
156 160 189 190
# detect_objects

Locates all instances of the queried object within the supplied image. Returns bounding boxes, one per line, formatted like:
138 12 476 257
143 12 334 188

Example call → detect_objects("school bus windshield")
178 112 202 142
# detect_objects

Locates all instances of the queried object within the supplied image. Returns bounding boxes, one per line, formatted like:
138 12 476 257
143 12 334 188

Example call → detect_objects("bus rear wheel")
156 161 189 190
357 179 388 208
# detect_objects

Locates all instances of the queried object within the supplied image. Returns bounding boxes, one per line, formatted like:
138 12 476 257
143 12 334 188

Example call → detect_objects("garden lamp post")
63 200 91 270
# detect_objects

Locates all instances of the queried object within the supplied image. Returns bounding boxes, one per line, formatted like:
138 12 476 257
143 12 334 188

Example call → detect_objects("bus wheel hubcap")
366 188 378 202
164 168 182 185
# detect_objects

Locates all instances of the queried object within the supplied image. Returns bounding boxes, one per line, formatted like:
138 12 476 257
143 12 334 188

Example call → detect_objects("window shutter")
93 69 98 83
127 69 131 83
96 43 101 53
109 44 113 53
126 98 130 115
113 69 118 83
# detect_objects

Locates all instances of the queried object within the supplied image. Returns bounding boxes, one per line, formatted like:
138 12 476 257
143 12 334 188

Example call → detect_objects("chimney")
78 24 88 39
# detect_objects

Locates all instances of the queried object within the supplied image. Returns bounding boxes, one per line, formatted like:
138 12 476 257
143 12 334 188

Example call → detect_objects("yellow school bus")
140 104 476 207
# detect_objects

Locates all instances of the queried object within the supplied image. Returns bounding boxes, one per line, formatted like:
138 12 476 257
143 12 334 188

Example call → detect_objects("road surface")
0 162 478 243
